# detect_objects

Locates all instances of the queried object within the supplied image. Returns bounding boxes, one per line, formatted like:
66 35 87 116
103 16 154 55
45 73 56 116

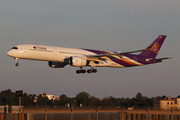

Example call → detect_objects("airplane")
7 35 172 74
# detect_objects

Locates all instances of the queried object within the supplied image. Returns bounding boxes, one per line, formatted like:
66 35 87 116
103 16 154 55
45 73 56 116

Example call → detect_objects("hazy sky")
0 0 179 99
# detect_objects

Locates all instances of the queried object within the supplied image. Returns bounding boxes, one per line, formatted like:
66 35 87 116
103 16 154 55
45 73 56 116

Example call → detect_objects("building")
46 95 55 101
153 97 180 110
39 93 60 101
54 96 60 101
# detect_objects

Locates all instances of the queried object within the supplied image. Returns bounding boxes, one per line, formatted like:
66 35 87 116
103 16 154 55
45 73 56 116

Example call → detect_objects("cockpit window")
11 47 18 50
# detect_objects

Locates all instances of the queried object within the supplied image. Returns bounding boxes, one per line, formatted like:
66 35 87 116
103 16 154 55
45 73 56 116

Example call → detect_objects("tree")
47 100 54 106
108 96 120 107
90 96 100 107
101 98 109 107
120 98 129 107
76 92 91 107
155 96 162 100
0 89 15 105
162 95 166 99
177 95 180 98
37 94 49 106
22 93 30 106
5 94 15 105
101 97 121 107
27 94 37 106
58 94 69 106
136 92 143 99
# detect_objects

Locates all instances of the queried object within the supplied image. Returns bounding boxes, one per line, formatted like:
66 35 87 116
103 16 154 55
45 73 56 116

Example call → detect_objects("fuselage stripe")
111 58 133 67
82 49 110 55
120 59 137 66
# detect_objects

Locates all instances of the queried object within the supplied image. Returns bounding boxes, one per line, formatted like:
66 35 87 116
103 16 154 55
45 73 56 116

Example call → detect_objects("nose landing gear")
14 58 19 66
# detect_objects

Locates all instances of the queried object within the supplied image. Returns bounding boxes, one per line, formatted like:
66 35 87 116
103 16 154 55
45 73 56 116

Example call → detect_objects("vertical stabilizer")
139 35 166 59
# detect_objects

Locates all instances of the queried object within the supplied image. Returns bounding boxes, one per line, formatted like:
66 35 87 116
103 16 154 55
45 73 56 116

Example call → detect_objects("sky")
0 0 179 99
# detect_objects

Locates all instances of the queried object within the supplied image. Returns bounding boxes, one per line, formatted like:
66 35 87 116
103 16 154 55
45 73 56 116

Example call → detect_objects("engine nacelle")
70 57 87 67
48 61 67 68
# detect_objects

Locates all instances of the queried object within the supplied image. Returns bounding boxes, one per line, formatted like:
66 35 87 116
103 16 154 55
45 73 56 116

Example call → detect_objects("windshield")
11 47 18 50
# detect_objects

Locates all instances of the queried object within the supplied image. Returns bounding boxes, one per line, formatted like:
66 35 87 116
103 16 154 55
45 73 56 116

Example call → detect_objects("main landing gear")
76 67 97 74
87 69 97 73
14 58 19 66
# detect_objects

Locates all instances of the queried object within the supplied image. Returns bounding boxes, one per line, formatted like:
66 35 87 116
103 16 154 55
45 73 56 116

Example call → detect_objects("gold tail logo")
150 43 159 53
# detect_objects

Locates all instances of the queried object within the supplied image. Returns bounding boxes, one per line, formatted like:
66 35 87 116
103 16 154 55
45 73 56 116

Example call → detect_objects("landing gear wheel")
87 69 97 73
87 69 92 73
76 67 97 74
76 67 87 74
14 58 19 66
82 70 86 73
15 63 19 66
92 69 97 73
76 70 82 74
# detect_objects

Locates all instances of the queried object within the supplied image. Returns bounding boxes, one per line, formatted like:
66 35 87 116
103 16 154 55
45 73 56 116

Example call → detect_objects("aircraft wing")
86 48 149 58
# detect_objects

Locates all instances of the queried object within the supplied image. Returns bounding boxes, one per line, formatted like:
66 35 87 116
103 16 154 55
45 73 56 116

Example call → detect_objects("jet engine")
48 61 67 68
70 57 87 67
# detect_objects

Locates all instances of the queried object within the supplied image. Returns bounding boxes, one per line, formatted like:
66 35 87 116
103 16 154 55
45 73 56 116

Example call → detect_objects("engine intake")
70 57 87 67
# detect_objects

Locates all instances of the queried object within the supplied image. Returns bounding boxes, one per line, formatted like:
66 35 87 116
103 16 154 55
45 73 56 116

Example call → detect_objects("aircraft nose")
7 50 13 57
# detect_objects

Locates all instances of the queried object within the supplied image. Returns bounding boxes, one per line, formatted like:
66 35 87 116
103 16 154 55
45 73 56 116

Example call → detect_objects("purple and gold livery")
81 35 170 68
7 35 172 74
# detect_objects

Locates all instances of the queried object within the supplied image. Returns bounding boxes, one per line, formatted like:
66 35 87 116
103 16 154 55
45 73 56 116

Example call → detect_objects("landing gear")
87 69 92 73
76 69 86 74
87 69 97 73
14 58 19 66
92 69 97 73
76 67 86 74
87 66 97 73
82 70 86 73
76 67 97 74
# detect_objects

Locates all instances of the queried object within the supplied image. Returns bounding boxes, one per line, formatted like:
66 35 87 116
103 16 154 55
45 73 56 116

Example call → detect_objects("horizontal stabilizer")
146 57 173 62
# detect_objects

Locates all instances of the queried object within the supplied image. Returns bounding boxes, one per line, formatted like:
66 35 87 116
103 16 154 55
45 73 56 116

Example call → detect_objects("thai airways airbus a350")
7 35 172 74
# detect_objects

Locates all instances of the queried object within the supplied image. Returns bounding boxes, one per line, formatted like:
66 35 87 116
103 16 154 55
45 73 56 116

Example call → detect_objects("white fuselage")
7 44 124 68
7 44 91 61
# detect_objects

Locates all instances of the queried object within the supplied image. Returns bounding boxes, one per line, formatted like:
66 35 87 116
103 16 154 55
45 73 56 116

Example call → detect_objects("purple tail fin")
139 35 166 59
